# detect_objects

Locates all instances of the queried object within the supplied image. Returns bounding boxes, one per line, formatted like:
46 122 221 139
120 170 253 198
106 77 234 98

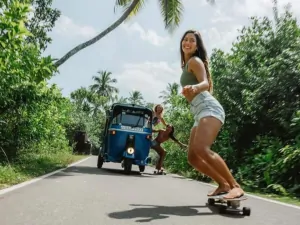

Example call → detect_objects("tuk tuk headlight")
127 147 134 154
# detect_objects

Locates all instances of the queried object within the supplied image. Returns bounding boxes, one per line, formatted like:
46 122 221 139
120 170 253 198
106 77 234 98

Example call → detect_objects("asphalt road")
0 156 299 225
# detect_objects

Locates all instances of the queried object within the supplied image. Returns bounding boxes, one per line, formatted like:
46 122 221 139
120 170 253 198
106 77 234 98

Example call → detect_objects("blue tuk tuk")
97 103 153 174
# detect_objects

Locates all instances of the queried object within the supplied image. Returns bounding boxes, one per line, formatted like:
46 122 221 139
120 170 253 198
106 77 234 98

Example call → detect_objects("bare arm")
152 129 163 133
160 116 168 127
177 140 188 148
188 57 209 93
171 137 188 148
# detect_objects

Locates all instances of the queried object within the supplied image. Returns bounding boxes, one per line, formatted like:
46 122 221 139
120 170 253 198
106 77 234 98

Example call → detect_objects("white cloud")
121 22 169 46
201 0 300 53
231 0 274 18
182 0 209 7
114 61 182 103
201 25 243 53
277 0 300 15
211 9 233 23
53 15 97 38
229 0 300 18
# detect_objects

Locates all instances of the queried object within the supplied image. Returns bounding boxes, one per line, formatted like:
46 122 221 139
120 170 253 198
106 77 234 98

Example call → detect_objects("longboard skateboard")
207 194 251 216
153 170 166 175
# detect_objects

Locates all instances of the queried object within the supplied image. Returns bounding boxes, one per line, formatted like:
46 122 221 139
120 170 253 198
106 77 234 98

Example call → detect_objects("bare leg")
151 145 166 171
190 117 244 199
187 127 230 196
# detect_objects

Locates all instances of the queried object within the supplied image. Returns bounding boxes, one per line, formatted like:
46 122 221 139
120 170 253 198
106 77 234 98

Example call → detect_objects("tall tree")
145 102 155 110
53 0 216 67
70 87 92 113
89 71 119 102
23 0 61 51
116 96 128 104
128 90 144 105
70 87 90 106
159 82 179 105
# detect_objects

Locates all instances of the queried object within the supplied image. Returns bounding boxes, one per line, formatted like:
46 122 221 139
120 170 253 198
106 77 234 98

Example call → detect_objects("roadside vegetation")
0 0 299 207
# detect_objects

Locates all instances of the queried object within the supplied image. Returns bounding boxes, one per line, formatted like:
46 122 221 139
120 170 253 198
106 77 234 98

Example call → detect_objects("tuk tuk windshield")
112 109 151 128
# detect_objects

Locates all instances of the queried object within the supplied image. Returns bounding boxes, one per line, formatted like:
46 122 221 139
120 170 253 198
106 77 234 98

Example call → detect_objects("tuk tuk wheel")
123 158 133 175
97 155 104 169
139 165 145 172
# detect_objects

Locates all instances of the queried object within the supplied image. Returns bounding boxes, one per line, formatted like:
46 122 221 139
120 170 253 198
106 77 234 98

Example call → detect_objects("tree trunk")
54 0 140 68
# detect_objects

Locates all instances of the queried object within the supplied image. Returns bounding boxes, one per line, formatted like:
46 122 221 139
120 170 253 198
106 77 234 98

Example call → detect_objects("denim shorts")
190 91 225 127
151 139 159 147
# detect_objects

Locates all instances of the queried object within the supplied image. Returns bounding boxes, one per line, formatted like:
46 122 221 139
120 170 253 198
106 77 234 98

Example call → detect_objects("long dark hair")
180 30 213 93
168 125 179 142
153 104 163 115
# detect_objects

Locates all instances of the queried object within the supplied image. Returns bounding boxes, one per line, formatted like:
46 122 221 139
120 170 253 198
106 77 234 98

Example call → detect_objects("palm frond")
114 0 146 21
159 0 184 34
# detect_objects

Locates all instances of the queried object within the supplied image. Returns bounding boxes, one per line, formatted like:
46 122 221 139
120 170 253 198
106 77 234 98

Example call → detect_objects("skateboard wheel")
242 207 251 216
208 198 215 206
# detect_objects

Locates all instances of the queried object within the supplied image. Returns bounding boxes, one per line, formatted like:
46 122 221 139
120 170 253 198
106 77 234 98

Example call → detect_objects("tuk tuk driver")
151 125 187 172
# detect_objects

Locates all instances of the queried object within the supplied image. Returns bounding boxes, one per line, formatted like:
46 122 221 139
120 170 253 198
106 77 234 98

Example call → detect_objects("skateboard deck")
207 194 251 216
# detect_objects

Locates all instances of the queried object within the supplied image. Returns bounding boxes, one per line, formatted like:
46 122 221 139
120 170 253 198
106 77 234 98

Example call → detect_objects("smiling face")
181 32 197 55
155 105 163 114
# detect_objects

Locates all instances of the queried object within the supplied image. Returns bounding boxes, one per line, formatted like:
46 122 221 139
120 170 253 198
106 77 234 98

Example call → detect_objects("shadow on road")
108 203 246 222
46 165 155 179
108 204 215 222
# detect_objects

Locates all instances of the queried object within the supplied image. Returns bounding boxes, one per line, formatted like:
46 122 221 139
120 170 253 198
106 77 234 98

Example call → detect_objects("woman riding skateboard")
179 29 245 199
151 125 187 174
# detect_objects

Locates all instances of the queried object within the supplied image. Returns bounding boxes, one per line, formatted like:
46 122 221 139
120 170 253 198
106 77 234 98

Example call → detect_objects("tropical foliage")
1 0 299 202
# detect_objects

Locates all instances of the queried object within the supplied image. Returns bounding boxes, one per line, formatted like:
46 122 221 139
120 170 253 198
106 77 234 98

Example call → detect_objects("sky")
44 0 300 104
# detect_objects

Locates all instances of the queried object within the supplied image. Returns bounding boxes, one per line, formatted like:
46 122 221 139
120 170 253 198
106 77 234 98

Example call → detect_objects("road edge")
170 173 300 210
0 156 91 196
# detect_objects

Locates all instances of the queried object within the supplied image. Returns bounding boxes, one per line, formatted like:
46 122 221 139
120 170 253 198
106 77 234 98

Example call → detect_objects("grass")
0 152 88 190
243 190 300 207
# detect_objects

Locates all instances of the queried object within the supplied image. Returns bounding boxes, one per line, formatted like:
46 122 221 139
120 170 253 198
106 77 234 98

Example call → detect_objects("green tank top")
180 63 199 87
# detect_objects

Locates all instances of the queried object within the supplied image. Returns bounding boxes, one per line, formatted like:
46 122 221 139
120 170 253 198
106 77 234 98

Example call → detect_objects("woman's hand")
182 85 197 98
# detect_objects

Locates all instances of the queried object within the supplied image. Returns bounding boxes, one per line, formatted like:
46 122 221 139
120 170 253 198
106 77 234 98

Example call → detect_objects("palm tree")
70 87 108 115
145 102 155 110
70 87 90 107
89 70 119 102
116 96 128 104
159 82 179 105
53 0 216 68
89 95 108 116
128 90 144 105
70 87 93 114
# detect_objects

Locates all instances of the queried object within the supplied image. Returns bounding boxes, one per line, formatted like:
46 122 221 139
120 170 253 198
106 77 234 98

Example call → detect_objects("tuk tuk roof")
110 103 153 115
